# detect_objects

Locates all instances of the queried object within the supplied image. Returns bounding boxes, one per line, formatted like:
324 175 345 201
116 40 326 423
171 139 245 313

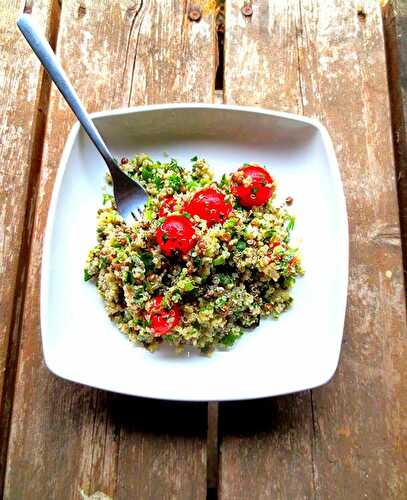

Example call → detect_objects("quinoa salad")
84 155 303 353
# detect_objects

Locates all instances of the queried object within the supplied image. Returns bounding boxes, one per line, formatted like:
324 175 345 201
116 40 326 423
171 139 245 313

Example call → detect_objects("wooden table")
1 1 407 498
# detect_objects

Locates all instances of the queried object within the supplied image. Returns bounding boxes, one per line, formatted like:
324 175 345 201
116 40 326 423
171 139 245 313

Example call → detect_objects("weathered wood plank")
219 2 315 498
220 1 407 498
0 0 54 495
219 395 315 499
4 1 217 499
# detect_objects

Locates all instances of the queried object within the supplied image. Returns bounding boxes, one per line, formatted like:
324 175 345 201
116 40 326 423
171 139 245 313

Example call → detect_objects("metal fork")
17 13 148 222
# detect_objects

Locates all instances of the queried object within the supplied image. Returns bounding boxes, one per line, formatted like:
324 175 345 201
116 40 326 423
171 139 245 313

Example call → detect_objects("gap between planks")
207 7 225 498
382 0 407 302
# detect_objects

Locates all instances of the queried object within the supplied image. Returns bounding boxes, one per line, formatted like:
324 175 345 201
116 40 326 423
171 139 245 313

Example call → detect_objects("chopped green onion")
224 217 238 230
213 256 225 266
287 215 295 232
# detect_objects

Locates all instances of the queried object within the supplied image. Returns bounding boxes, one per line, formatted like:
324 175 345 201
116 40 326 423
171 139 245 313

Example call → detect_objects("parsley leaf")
140 252 154 271
235 240 247 252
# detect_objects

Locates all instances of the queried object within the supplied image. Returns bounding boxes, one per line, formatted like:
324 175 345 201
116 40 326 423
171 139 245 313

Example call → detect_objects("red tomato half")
159 195 178 217
156 215 196 256
187 187 232 227
231 165 274 208
148 296 181 335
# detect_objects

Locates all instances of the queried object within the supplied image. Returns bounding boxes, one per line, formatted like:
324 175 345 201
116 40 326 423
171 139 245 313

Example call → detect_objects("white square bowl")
41 104 348 401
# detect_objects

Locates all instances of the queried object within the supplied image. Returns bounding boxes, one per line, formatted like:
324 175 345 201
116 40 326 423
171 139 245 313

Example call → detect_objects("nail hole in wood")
241 1 253 17
78 5 86 18
188 5 202 22
357 7 367 21
23 1 33 14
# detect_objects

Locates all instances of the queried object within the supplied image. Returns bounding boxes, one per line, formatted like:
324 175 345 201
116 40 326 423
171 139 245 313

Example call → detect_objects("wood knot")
241 1 253 17
78 5 86 18
23 1 33 14
188 5 202 22
126 3 139 16
357 7 367 21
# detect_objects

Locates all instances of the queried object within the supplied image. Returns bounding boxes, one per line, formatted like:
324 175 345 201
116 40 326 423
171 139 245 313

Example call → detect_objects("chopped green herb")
219 273 233 286
283 277 296 289
224 217 238 230
190 155 198 162
111 240 122 249
154 176 164 189
124 270 135 284
180 279 195 292
100 256 108 268
213 256 225 266
235 240 247 252
183 211 191 219
102 193 113 205
141 166 154 181
215 296 228 309
221 332 240 347
162 233 169 242
287 215 295 232
133 286 145 303
84 269 92 282
168 174 181 192
144 209 154 221
140 252 154 271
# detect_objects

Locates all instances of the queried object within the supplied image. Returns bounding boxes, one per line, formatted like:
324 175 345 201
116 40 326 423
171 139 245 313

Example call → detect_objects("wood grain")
0 0 54 495
4 1 216 499
219 3 315 498
220 1 407 498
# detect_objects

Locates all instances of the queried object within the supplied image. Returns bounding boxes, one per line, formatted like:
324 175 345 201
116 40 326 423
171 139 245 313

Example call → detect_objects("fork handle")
17 13 117 171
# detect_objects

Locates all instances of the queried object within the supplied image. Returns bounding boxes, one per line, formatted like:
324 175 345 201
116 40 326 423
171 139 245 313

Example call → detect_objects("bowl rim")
40 103 349 401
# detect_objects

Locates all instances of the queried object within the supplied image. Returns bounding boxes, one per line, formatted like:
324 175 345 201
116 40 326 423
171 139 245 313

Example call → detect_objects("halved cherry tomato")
159 195 178 217
148 296 180 335
156 215 196 256
231 165 274 208
186 187 232 227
